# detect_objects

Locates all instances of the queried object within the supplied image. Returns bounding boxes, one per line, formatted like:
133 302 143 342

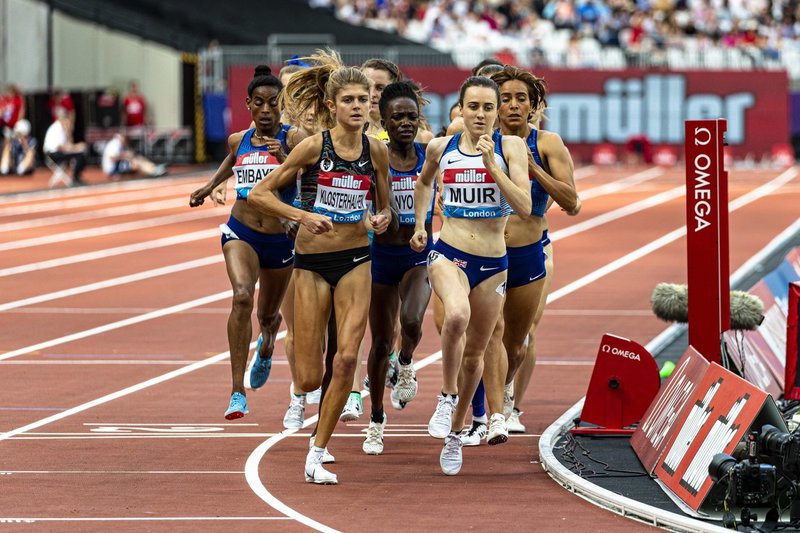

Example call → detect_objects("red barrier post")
684 119 730 364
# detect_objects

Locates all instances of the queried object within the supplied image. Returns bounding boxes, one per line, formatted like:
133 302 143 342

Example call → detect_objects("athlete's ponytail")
283 49 370 129
248 65 282 97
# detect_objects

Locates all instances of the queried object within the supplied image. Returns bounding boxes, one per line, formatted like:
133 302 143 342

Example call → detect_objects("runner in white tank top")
409 76 531 476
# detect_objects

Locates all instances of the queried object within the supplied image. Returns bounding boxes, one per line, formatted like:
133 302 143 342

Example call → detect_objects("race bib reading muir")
314 172 370 223
233 151 280 199
441 167 505 219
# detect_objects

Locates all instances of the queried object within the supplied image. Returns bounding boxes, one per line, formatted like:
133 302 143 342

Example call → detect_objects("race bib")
233 151 280 199
313 172 370 223
441 168 504 219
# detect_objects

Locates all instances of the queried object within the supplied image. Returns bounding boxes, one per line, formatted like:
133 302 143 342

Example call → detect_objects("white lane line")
0 182 200 216
0 335 278 442
577 167 663 201
0 517 290 523
0 360 232 365
0 209 223 252
0 197 196 232
1 470 244 474
6 432 515 440
0 291 234 361
6 308 229 315
572 166 596 181
0 175 205 204
82 422 260 426
0 256 223 311
243 166 798 531
550 185 684 241
0 229 218 278
548 167 798 303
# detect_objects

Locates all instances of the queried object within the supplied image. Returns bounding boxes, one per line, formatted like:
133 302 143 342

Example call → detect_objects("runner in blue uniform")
189 66 296 420
483 65 580 435
362 81 434 455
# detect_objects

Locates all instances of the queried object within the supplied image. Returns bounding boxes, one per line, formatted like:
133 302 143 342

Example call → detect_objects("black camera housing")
709 453 777 507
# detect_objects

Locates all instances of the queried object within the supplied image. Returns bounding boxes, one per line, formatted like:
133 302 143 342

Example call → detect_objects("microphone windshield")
729 290 764 330
650 283 764 330
651 283 688 323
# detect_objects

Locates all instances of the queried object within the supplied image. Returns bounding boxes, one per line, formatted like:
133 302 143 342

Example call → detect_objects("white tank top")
439 131 511 219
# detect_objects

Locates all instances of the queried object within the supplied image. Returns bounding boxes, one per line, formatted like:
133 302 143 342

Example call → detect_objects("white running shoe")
428 394 457 439
390 387 407 410
340 392 363 422
362 413 387 455
305 448 337 485
460 420 488 447
306 387 322 405
507 409 526 433
308 436 335 464
503 382 515 419
440 433 463 475
394 362 418 403
487 413 509 445
283 394 306 429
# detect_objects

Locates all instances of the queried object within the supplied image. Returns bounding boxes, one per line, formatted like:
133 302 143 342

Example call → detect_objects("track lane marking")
0 256 223 311
0 209 224 252
0 229 218 278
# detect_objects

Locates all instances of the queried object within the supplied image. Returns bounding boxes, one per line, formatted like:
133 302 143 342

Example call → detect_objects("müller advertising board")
228 67 789 161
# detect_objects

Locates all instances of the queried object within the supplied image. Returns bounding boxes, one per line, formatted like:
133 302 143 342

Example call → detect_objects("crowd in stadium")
314 0 800 68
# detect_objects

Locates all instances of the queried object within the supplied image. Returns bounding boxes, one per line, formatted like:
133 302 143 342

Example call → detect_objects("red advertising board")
632 346 710 474
685 119 730 364
653 362 771 511
227 67 789 161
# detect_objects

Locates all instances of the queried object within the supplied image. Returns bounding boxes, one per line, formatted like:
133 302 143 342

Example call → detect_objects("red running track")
0 164 798 531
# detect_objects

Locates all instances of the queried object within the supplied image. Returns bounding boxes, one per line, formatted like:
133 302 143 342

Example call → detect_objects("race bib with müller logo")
441 167 507 219
392 173 435 226
313 170 371 223
233 151 281 200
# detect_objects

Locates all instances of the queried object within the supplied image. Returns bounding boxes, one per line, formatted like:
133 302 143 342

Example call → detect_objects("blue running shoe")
249 334 272 390
224 392 249 420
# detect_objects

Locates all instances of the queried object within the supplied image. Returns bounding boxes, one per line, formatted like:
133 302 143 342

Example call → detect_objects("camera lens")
709 453 737 483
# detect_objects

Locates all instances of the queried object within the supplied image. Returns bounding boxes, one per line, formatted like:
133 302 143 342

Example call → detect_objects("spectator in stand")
1 85 26 134
123 81 148 127
49 88 75 123
1 119 36 176
102 132 167 179
43 108 87 185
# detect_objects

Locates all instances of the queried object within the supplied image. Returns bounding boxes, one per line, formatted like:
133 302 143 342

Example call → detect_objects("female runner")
248 50 392 485
410 76 531 475
189 66 295 419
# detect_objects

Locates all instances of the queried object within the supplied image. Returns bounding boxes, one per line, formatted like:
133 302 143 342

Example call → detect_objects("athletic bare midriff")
232 198 285 234
439 216 508 257
504 213 547 248
294 221 370 254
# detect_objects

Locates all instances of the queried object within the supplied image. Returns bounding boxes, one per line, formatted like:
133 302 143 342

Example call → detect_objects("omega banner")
685 119 730 364
227 67 788 160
